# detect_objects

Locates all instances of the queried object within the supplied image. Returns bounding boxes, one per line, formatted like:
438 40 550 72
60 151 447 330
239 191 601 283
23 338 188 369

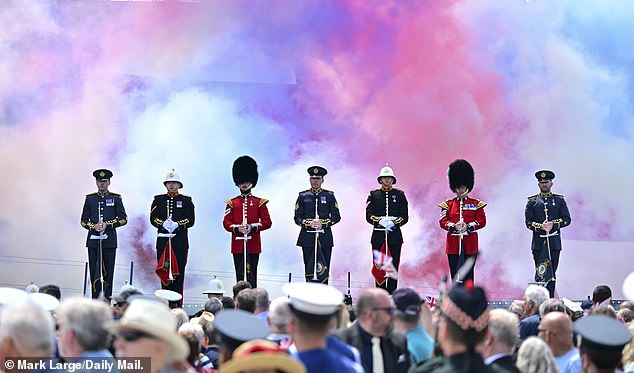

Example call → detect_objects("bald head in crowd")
539 311 575 357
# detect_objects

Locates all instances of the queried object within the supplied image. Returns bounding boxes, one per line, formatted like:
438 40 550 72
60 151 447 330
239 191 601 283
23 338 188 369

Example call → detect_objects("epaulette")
438 200 449 209
259 198 269 207
299 189 310 195
322 189 334 193
224 199 233 206
476 200 487 209
109 192 121 196
86 192 97 197
180 193 191 198
553 193 565 197
154 194 164 199
527 193 539 199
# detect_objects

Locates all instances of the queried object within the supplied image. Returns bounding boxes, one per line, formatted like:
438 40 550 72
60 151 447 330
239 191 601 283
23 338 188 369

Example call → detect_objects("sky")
1 0 633 303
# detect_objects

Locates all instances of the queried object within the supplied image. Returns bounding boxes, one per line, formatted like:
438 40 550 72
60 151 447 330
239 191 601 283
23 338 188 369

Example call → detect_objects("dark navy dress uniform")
294 187 341 283
525 191 570 296
80 170 127 299
366 187 408 293
150 192 195 300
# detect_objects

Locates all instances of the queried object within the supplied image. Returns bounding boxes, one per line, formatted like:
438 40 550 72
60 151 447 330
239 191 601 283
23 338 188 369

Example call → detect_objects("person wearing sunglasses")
107 298 189 373
333 288 409 373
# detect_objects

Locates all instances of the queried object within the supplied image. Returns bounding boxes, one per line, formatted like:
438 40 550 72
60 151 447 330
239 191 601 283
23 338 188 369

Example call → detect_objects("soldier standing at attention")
223 156 272 288
81 169 127 300
366 164 408 294
439 160 486 284
525 170 571 297
294 166 341 283
150 169 195 306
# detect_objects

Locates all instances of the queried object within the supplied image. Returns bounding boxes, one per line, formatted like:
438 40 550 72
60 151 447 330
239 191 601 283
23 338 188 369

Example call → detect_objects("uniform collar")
97 191 108 197
167 192 179 197
456 195 468 201
540 192 552 198
381 186 393 192
241 193 252 198
310 188 322 194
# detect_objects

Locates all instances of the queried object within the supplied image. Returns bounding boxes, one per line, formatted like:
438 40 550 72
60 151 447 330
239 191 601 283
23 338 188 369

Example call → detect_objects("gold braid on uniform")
441 297 489 332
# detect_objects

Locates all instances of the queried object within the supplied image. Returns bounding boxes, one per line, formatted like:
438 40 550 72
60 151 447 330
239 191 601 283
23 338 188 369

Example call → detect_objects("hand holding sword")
540 201 558 238
309 198 324 281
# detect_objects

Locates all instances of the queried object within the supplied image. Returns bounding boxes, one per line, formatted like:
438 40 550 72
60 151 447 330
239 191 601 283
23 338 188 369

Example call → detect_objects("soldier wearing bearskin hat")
439 160 487 284
150 169 195 306
223 156 272 287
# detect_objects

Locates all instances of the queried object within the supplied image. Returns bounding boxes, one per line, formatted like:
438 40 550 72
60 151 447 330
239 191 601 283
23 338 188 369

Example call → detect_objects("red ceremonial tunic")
223 194 272 254
439 197 487 255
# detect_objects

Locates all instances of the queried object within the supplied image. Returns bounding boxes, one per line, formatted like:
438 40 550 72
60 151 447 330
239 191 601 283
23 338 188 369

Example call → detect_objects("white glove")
163 218 179 233
379 217 396 231
385 220 395 232
378 217 390 228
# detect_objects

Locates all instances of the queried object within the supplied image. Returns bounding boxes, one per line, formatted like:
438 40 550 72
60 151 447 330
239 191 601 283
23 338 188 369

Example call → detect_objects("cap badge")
541 172 546 178
100 171 105 177
313 168 318 174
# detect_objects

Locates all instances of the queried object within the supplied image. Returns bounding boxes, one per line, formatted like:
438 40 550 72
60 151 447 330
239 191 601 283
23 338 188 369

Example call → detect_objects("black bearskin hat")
232 156 259 187
448 159 474 192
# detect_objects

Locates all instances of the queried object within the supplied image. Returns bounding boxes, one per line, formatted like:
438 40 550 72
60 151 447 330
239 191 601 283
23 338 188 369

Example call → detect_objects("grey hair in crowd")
488 309 519 350
56 298 112 351
268 296 291 333
0 302 55 357
204 298 223 314
538 299 566 317
171 308 190 330
516 336 559 373
178 323 204 348
524 285 550 309
254 288 270 311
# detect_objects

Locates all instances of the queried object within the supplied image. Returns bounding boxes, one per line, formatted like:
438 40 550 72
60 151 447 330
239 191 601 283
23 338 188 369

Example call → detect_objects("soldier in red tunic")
439 159 486 283
223 156 272 287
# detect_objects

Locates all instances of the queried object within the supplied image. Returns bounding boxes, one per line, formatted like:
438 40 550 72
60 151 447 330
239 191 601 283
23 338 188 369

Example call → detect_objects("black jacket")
332 322 409 373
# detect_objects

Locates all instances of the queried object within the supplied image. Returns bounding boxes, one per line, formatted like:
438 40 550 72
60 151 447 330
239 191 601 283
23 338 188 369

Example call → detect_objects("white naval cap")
0 287 29 307
28 293 60 312
561 297 583 313
155 289 183 302
623 271 634 302
283 282 343 316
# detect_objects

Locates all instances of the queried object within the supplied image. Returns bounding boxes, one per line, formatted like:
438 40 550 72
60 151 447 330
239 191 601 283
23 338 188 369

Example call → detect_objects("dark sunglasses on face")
118 329 156 342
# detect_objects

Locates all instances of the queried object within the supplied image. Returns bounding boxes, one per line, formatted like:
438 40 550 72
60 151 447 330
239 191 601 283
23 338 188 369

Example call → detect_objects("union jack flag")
425 296 436 308
372 249 398 283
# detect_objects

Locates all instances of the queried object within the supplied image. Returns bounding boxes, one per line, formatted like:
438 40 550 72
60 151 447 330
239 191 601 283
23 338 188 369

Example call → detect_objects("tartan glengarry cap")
441 283 489 332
